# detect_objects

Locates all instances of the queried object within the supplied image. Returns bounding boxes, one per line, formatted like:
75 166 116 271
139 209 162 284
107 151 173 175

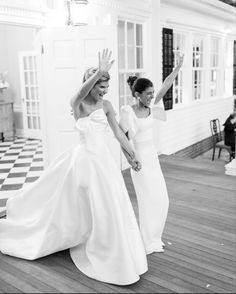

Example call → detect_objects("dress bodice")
75 108 110 153
119 105 155 150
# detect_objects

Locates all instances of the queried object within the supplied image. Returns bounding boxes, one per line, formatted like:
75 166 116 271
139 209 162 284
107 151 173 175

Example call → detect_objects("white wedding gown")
0 108 147 285
120 105 169 254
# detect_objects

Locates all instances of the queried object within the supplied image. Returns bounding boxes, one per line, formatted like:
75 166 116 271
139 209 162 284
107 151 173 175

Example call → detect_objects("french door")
19 51 42 139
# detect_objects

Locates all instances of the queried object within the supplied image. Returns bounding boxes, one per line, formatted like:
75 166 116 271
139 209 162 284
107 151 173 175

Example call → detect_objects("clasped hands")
128 157 142 172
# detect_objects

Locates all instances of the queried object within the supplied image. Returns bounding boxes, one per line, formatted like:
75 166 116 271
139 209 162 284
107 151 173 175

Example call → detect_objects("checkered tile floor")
0 138 44 217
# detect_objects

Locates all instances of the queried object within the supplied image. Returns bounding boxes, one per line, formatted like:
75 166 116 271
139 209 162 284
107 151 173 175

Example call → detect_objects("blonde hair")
83 67 110 84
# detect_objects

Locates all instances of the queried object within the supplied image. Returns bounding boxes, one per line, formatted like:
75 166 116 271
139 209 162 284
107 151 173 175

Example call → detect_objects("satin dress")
0 108 148 285
120 105 169 254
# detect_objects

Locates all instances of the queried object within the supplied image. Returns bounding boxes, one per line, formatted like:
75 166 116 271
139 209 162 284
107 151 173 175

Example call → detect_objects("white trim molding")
0 0 46 27
161 0 236 22
89 0 152 19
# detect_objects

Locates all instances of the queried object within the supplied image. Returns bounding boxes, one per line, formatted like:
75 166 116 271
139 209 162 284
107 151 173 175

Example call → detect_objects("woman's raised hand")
176 52 184 68
98 49 115 74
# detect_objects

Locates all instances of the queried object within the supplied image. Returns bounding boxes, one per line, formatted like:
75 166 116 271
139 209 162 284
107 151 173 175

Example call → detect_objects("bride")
0 49 147 285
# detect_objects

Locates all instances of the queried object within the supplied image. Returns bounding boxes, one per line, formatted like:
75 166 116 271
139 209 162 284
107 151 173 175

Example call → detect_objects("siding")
155 96 234 154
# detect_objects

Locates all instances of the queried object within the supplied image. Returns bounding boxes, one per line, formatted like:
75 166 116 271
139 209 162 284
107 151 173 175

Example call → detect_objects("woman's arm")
103 100 135 159
154 53 184 104
70 49 114 109
121 146 141 171
70 70 103 109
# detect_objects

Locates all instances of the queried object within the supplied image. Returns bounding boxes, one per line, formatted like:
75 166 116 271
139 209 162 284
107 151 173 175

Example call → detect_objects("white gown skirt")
131 142 169 254
0 144 147 285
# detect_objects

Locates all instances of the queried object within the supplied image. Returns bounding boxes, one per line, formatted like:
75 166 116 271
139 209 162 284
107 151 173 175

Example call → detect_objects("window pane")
119 73 125 96
27 116 32 129
136 24 142 46
30 72 34 84
23 57 28 70
35 72 38 84
128 46 135 69
180 89 183 103
24 72 29 85
211 70 216 82
175 75 179 86
31 87 35 100
136 47 143 69
193 86 197 100
199 53 203 67
198 71 201 84
120 95 125 107
175 88 178 103
26 102 31 115
118 20 125 44
33 116 37 129
127 22 134 46
179 72 183 87
194 70 198 85
29 57 33 70
35 87 39 100
118 45 125 69
26 87 30 100
32 102 36 115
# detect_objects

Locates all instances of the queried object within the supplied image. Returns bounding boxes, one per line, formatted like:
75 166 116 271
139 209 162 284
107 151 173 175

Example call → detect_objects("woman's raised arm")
70 49 114 109
154 53 184 105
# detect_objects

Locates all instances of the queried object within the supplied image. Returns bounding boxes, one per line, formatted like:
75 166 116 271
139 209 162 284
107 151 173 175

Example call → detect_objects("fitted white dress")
120 105 169 254
0 108 148 285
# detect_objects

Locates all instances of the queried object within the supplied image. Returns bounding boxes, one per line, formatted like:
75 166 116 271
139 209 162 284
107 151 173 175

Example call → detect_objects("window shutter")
233 40 236 96
162 28 174 110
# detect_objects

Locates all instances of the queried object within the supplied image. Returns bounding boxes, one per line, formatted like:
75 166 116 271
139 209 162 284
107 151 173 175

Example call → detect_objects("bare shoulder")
103 99 114 115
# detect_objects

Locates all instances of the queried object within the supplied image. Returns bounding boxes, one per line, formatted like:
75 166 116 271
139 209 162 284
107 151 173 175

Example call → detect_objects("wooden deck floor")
0 154 236 293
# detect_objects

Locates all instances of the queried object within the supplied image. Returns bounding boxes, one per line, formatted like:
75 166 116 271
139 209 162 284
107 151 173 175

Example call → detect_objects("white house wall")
156 97 234 154
157 0 236 155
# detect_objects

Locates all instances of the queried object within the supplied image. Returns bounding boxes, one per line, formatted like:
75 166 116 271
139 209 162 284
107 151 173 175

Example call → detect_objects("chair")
210 119 233 161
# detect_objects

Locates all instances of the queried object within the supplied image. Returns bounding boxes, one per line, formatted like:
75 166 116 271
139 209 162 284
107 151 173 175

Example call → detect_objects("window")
224 40 234 97
173 32 185 106
233 40 236 95
192 35 204 100
118 20 144 107
210 37 220 97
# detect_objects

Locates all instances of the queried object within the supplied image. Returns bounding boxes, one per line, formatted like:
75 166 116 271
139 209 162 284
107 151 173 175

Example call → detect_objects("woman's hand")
176 52 184 68
98 49 115 74
129 158 142 172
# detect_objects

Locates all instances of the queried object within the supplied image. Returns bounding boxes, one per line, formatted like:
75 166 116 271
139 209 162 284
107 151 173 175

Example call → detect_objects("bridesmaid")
119 53 184 254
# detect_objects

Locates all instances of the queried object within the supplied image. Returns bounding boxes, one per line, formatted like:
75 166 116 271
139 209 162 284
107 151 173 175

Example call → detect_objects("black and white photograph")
0 0 236 293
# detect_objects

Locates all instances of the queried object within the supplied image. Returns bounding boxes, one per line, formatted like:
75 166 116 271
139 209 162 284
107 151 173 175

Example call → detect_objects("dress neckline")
76 108 104 121
129 105 151 119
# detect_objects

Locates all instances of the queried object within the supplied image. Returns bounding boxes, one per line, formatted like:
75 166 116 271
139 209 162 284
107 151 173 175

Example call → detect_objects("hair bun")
127 76 138 88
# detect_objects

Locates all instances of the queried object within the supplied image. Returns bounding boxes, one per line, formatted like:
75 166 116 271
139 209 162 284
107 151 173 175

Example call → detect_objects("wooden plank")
0 277 22 293
150 251 236 291
0 267 40 293
148 258 234 293
0 253 95 293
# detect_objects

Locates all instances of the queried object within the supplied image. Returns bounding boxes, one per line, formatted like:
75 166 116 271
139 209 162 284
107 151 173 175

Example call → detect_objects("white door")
19 52 42 139
39 26 120 166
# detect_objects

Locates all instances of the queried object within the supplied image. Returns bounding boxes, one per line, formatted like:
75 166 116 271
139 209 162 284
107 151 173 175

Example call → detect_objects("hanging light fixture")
66 0 88 26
